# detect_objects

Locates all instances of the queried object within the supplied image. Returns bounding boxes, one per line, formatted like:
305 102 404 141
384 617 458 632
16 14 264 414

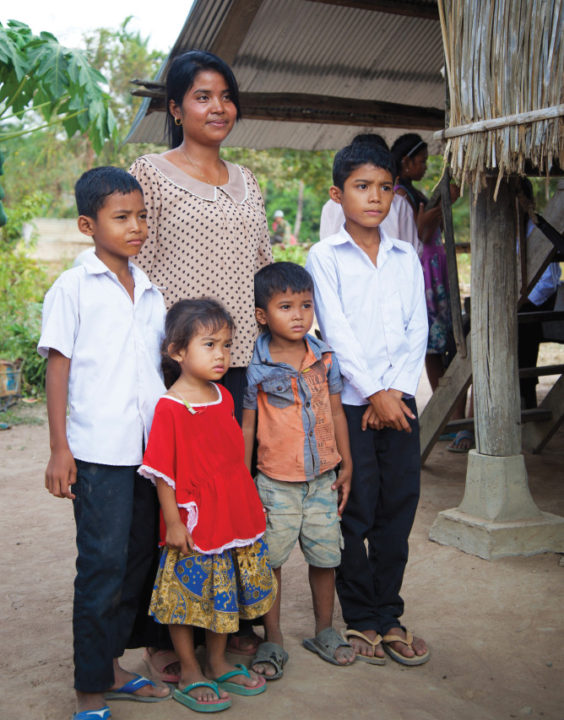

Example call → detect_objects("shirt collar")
324 225 410 254
254 331 327 367
81 250 155 292
144 153 248 203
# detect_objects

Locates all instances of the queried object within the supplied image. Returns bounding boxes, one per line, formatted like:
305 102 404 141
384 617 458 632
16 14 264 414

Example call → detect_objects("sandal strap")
382 629 414 647
178 681 221 698
215 663 250 683
344 628 383 647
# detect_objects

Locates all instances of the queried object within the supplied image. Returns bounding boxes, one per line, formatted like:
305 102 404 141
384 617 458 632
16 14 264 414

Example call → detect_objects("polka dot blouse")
130 154 273 368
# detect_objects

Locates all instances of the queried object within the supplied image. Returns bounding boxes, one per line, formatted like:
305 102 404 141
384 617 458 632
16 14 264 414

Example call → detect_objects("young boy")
39 167 170 719
242 262 354 678
305 143 430 666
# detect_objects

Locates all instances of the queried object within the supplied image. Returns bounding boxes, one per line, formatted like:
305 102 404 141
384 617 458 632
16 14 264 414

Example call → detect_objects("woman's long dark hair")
165 50 242 148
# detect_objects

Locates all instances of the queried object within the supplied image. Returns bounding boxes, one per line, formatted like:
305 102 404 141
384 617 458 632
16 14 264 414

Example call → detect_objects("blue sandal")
215 663 266 696
104 673 171 702
72 708 111 720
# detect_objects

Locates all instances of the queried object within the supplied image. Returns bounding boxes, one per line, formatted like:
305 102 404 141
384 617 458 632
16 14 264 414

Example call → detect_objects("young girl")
139 298 276 712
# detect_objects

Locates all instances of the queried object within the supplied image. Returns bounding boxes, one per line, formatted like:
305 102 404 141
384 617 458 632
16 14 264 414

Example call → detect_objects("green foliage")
0 20 117 152
272 244 309 266
0 244 49 395
1 189 50 245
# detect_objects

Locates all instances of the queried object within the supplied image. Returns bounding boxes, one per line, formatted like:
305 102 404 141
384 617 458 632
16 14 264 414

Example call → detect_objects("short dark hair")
75 167 143 218
166 50 242 148
254 262 314 311
161 297 234 388
332 143 396 190
351 133 388 151
391 133 428 168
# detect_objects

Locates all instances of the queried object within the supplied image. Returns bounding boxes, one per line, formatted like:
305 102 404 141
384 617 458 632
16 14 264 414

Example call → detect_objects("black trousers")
518 293 557 409
336 400 420 636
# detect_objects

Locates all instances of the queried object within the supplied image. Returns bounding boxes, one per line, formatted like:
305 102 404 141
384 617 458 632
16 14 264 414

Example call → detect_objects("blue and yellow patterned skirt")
149 537 276 634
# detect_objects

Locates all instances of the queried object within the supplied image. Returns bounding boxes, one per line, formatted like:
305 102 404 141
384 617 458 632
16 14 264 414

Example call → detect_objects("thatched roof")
437 0 564 194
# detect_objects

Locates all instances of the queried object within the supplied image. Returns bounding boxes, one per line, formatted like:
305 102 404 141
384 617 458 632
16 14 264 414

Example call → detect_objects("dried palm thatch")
437 0 564 198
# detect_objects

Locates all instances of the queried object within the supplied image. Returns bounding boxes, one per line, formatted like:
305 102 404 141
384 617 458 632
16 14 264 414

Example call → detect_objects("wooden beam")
522 375 564 454
131 88 445 129
305 0 439 20
210 0 264 65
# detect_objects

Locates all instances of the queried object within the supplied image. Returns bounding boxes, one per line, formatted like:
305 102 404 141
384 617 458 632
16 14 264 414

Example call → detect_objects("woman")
130 49 273 676
130 50 272 424
391 134 459 394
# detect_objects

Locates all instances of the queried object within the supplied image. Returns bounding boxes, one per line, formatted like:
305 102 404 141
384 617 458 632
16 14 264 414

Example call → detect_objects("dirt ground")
1 353 563 720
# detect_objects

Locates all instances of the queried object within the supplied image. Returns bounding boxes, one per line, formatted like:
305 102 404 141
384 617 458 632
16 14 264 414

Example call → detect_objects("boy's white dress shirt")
38 252 166 465
306 227 428 406
319 195 422 256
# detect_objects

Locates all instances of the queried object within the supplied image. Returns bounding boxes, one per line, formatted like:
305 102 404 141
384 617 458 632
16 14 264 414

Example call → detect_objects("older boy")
306 144 430 665
242 262 354 678
39 167 170 719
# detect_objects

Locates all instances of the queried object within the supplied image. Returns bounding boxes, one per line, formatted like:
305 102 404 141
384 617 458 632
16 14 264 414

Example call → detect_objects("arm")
156 479 193 555
329 393 352 515
242 408 257 473
44 349 76 499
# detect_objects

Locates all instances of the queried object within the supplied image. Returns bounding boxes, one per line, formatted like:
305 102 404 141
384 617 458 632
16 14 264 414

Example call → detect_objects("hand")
361 405 383 431
166 521 194 556
449 183 460 203
45 448 77 499
332 463 352 515
368 389 415 432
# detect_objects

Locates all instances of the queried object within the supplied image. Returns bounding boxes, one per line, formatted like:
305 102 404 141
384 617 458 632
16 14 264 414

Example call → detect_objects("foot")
111 665 170 700
207 658 263 691
346 629 385 661
383 627 428 661
144 647 181 682
178 669 229 704
226 630 262 656
447 430 474 453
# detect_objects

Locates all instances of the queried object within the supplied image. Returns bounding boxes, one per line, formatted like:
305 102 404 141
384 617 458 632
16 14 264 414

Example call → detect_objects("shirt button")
277 386 282 391
306 401 311 407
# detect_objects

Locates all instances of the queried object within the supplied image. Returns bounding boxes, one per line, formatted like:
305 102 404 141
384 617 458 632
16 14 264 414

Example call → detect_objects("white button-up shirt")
38 252 166 465
306 227 428 406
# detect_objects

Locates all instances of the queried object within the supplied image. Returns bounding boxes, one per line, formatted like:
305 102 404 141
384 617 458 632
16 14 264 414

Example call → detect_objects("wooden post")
471 176 521 456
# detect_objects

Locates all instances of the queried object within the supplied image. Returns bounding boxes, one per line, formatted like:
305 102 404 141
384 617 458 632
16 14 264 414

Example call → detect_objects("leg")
252 566 283 677
170 625 228 704
206 631 264 691
425 352 444 392
72 462 134 712
309 566 354 665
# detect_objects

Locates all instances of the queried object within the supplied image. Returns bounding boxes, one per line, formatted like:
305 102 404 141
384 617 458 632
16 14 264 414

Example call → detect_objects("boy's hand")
166 520 194 556
367 389 414 432
332 464 352 515
45 448 77 499
361 405 384 431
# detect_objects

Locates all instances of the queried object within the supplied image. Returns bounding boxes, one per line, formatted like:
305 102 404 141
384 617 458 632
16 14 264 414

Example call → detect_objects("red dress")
139 385 266 554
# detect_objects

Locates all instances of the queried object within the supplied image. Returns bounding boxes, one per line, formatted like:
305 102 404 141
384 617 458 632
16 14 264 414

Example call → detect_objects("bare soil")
1 355 563 720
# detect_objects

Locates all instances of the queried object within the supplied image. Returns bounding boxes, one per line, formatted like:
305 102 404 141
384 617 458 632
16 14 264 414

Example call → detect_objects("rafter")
304 0 439 20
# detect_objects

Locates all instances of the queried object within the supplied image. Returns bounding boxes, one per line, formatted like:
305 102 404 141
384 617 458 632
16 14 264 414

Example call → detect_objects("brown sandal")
343 629 385 665
382 629 430 666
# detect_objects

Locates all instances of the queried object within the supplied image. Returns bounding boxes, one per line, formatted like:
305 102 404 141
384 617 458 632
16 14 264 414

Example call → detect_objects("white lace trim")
193 530 265 556
178 501 198 534
138 465 175 489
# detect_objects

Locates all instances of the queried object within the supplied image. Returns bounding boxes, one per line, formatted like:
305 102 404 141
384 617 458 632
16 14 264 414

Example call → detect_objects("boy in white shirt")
306 143 430 666
39 167 170 719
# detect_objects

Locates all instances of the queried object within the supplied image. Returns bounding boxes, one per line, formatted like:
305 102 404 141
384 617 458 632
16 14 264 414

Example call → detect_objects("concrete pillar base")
429 508 564 560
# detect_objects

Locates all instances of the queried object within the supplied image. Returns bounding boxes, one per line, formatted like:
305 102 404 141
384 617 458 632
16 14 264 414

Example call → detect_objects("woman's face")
404 149 428 181
170 70 237 146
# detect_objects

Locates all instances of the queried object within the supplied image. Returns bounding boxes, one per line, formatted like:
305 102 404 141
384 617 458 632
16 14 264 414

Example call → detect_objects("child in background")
242 263 354 679
39 167 170 720
139 298 276 712
306 143 430 666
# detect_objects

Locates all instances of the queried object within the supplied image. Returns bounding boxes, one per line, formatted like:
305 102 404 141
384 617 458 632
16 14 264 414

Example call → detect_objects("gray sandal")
251 641 289 680
302 627 355 666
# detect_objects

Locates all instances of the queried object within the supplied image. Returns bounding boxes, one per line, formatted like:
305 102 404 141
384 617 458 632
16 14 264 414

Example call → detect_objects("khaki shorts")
255 469 343 569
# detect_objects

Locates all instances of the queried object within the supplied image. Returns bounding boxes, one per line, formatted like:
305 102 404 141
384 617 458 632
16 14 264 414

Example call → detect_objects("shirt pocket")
261 376 294 409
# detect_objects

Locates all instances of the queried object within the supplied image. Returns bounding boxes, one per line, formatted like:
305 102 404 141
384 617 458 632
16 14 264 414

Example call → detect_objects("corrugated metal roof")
128 0 446 151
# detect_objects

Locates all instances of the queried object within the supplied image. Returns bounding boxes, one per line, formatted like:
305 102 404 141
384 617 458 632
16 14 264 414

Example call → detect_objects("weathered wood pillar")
429 176 564 559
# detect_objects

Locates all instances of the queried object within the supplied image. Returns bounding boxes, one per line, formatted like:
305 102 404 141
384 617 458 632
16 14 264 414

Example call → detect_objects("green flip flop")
173 681 231 713
215 663 267 696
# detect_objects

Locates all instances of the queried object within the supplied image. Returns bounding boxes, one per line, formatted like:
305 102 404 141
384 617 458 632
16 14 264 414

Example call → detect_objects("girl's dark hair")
165 50 242 148
391 133 428 170
161 298 235 388
332 143 396 190
254 262 314 311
